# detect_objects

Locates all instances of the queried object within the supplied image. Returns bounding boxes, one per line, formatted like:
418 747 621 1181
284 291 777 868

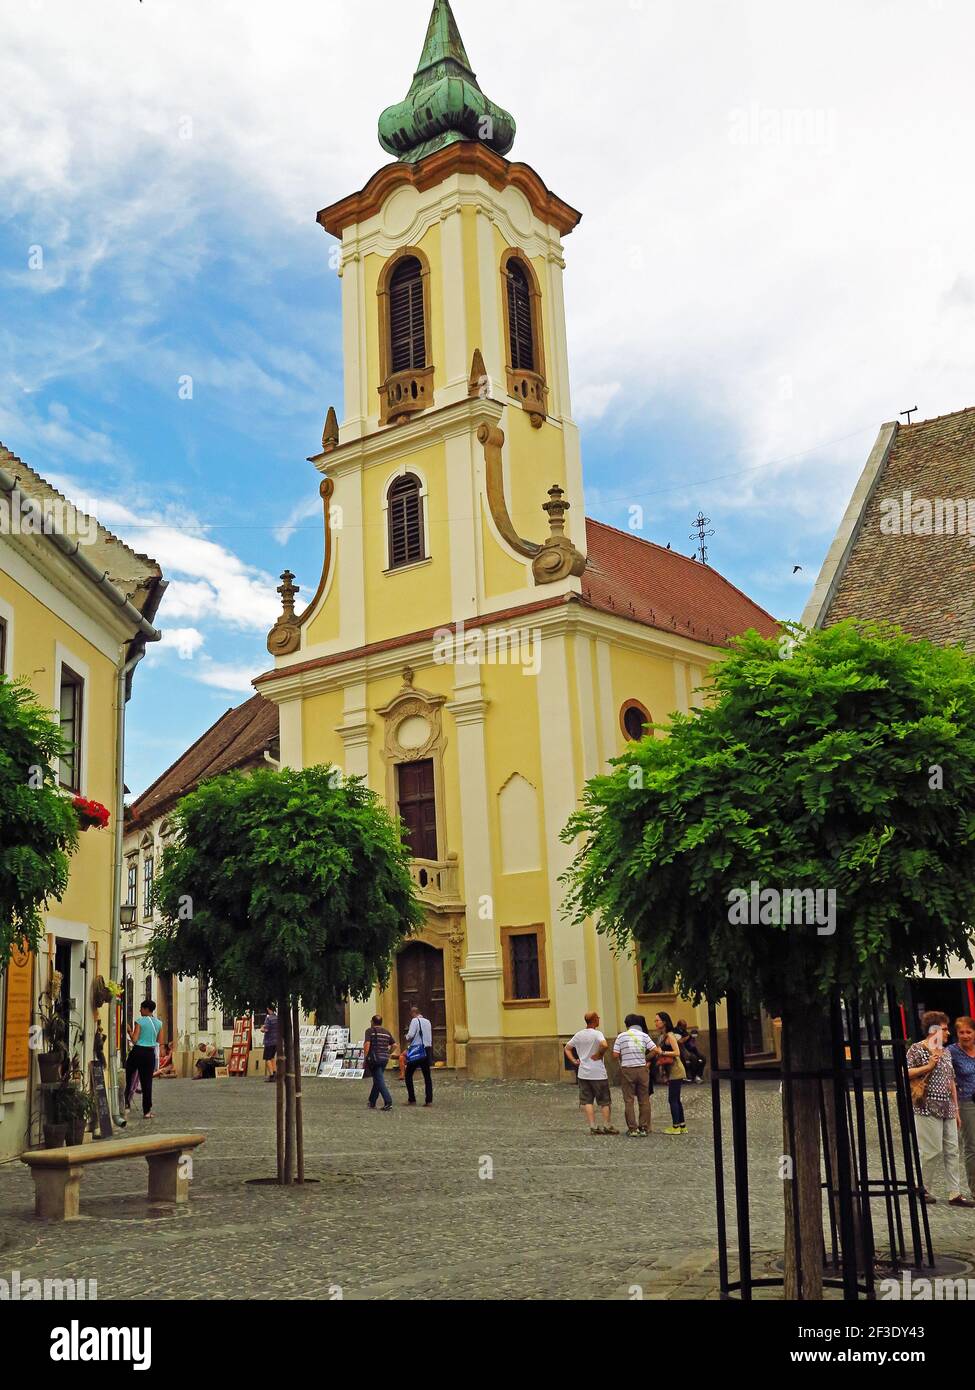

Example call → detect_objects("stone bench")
20 1133 206 1221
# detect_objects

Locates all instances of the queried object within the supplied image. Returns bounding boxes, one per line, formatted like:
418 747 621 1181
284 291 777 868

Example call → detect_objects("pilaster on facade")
445 681 501 1038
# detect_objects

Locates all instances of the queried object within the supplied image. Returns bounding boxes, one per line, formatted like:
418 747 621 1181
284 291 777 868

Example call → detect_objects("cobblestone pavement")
0 1076 971 1300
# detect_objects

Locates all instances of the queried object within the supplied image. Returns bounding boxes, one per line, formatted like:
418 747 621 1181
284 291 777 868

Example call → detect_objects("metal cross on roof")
689 511 715 565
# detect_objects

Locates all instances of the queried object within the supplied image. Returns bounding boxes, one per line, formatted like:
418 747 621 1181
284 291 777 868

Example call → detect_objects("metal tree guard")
708 985 934 1299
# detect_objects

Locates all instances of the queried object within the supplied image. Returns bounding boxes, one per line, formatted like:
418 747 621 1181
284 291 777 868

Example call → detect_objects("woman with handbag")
907 1011 973 1207
654 1011 687 1134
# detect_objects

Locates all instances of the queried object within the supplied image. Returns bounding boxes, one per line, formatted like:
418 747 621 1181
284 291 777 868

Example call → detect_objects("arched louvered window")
389 257 426 373
506 259 535 372
387 473 425 568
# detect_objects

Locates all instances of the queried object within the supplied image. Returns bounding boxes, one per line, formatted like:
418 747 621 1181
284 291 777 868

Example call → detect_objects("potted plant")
54 1081 95 1146
36 976 68 1084
72 796 110 831
42 1118 68 1149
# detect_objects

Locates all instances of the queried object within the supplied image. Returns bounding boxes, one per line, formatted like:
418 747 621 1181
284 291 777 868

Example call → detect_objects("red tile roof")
582 518 779 645
127 693 279 830
252 521 777 688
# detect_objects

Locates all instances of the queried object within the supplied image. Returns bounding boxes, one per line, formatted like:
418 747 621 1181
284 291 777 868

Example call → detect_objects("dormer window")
501 250 548 427
378 248 434 426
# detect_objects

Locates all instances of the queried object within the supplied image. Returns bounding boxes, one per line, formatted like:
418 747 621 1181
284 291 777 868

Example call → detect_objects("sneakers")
602 1125 620 1136
663 1125 686 1135
382 1104 393 1112
638 1126 650 1136
625 1128 642 1138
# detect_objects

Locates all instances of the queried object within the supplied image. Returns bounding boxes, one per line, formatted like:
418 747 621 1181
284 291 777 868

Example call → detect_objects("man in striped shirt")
613 1014 657 1136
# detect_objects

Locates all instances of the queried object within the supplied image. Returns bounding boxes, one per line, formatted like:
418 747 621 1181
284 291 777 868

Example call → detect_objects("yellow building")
0 447 163 1159
256 0 777 1078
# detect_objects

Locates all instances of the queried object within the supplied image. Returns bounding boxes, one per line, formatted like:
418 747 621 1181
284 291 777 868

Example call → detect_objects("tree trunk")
292 996 304 1184
782 1003 828 1299
276 989 286 1183
282 992 295 1185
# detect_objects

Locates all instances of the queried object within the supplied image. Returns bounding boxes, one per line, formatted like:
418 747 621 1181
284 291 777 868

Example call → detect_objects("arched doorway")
397 941 446 1063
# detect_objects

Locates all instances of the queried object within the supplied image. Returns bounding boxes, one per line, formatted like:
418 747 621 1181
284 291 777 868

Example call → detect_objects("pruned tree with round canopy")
148 764 423 1184
562 620 975 1297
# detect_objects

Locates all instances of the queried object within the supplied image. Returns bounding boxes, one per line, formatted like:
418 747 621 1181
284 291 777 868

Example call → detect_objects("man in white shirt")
565 1011 619 1135
404 1006 434 1106
612 1014 657 1136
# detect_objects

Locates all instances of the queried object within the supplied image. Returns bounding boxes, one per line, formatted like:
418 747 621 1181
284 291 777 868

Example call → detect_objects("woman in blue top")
125 1000 163 1119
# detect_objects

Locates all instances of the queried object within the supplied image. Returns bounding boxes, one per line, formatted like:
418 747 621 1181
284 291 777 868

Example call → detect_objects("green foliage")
562 621 975 1012
0 677 78 969
147 764 424 1015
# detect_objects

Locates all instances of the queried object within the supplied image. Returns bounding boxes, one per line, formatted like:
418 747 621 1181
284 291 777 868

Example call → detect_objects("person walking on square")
261 1006 279 1082
908 1010 973 1207
404 1005 434 1106
655 1011 688 1134
949 1016 975 1201
613 1013 657 1136
565 1010 619 1135
364 1014 396 1111
125 999 162 1120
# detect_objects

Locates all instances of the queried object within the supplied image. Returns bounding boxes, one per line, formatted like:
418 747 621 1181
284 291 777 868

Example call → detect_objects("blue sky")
4 0 975 796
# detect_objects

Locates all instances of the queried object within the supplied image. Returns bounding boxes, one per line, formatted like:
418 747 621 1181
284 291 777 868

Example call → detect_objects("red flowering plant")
73 796 110 831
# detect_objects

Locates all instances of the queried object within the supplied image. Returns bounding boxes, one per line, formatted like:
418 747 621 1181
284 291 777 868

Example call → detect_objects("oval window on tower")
620 700 651 742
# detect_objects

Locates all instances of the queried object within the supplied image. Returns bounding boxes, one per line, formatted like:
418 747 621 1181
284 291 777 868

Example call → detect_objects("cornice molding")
318 144 582 240
307 396 503 478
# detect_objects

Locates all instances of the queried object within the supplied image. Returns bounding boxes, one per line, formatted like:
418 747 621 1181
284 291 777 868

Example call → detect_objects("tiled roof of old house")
127 693 279 829
821 407 975 646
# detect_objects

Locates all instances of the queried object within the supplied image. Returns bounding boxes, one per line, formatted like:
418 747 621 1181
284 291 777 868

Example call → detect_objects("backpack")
367 1028 391 1067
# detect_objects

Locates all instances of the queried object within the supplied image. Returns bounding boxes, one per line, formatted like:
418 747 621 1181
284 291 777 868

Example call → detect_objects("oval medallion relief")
397 714 432 750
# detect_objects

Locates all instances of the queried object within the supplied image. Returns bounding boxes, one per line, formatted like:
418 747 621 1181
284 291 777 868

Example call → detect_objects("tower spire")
378 0 515 163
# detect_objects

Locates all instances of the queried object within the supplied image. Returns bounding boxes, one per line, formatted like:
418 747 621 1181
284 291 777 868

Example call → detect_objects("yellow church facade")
256 0 777 1078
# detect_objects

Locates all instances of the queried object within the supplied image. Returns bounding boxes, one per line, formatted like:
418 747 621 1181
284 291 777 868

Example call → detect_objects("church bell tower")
267 0 588 665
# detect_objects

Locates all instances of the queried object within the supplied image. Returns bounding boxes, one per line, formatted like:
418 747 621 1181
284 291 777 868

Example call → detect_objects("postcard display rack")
228 1017 252 1075
298 1025 365 1080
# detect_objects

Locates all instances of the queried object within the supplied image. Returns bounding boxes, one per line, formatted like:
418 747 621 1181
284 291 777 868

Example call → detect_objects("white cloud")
273 494 322 545
4 0 975 582
19 465 283 634
158 627 205 660
574 382 623 423
193 662 262 695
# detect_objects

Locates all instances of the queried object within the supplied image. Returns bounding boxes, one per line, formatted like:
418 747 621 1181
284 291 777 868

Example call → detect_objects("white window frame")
0 594 14 677
54 642 90 796
382 464 431 571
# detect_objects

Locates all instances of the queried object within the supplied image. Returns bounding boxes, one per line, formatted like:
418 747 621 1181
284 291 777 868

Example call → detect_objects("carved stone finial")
542 484 569 538
468 348 488 399
532 484 587 585
322 406 339 453
267 570 301 656
278 570 299 615
402 665 415 687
